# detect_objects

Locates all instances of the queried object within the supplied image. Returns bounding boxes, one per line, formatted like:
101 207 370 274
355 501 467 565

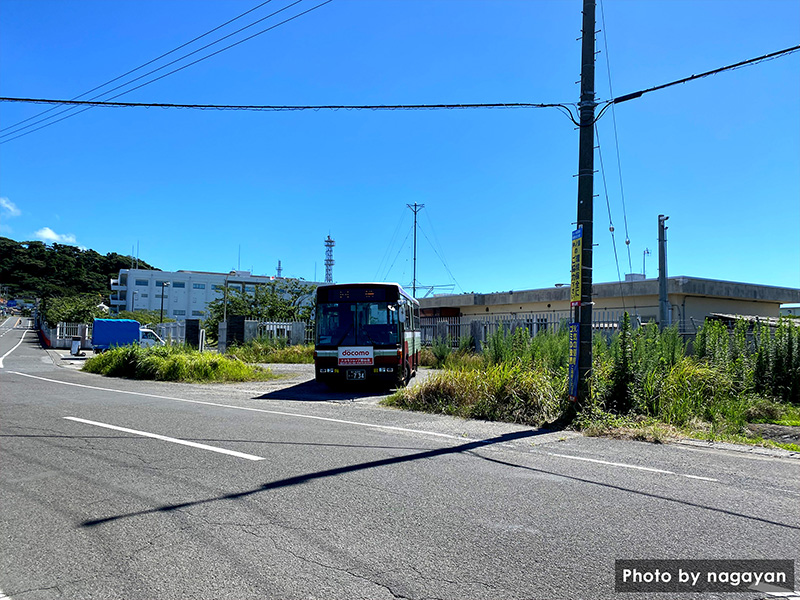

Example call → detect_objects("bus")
314 282 420 388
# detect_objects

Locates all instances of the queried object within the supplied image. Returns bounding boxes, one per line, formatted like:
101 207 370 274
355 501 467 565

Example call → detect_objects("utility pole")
573 0 596 410
407 203 424 297
658 214 670 329
159 281 170 323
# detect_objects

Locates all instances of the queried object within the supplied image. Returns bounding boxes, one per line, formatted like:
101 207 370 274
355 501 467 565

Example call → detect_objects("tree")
203 279 317 341
0 236 158 300
41 294 109 327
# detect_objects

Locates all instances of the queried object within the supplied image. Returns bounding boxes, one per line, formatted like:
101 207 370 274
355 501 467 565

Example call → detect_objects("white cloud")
0 197 21 217
35 227 77 244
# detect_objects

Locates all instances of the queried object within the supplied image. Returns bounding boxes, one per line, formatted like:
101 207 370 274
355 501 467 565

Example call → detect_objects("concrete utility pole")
574 0 596 409
658 214 670 329
407 203 424 297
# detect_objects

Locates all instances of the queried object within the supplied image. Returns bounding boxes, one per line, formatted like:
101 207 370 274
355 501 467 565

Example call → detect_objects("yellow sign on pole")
571 226 583 307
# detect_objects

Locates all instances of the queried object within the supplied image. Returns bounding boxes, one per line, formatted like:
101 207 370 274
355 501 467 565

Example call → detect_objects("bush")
431 336 452 368
226 338 314 364
385 361 566 426
419 347 437 367
83 344 276 382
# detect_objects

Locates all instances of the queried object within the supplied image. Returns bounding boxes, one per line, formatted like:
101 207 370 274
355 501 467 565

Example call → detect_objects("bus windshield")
316 302 399 346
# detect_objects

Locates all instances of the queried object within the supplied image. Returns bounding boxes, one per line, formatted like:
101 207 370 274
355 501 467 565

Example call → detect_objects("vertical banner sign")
571 226 583 307
568 322 580 400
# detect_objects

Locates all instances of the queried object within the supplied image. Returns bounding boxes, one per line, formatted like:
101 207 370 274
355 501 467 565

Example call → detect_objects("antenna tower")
324 236 335 283
406 203 424 297
276 260 282 278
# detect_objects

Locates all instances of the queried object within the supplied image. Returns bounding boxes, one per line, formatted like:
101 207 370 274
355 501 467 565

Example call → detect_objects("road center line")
63 417 265 461
0 330 28 368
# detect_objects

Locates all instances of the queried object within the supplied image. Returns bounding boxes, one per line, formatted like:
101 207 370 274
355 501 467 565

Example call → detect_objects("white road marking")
543 451 720 482
10 371 468 441
11 371 721 482
63 417 265 461
0 330 28 368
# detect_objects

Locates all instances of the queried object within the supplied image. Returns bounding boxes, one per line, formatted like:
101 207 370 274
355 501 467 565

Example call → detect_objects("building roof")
419 276 800 309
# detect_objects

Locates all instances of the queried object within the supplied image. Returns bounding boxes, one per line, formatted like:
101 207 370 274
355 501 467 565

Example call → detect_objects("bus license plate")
347 369 366 381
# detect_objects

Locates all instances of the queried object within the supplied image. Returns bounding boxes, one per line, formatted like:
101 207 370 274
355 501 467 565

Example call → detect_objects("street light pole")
223 270 236 323
159 281 170 323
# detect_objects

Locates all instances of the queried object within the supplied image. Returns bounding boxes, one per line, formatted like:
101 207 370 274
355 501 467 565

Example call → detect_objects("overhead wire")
421 208 464 294
0 0 276 134
382 224 413 283
0 0 334 144
373 207 408 281
417 223 464 294
1 0 303 140
598 0 633 275
609 44 800 106
595 124 626 311
0 97 573 112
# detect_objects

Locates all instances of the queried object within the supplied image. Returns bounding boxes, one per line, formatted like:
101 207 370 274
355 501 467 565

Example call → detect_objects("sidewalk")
45 347 95 370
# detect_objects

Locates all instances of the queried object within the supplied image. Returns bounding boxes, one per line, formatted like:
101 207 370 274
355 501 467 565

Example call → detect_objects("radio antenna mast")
406 203 425 297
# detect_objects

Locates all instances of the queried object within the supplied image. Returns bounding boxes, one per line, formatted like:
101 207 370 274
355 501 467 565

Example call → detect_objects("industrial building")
418 276 800 335
109 268 320 320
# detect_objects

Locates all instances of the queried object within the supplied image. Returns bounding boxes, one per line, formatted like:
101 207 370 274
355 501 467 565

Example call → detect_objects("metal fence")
57 321 93 340
421 310 629 347
156 321 186 344
257 320 315 345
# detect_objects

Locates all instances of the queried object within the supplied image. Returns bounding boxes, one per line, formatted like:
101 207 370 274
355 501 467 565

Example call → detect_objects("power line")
0 0 334 144
0 97 569 112
598 0 633 275
0 0 276 134
595 124 626 311
609 44 800 106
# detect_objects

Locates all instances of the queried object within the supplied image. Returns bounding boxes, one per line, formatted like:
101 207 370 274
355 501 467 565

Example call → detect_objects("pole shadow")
80 429 549 528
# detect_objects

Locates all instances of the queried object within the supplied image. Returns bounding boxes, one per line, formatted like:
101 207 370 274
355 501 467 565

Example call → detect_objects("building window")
212 284 225 292
192 310 205 316
156 280 169 287
193 283 206 289
172 281 186 288
135 279 149 286
141 293 148 298
173 310 186 316
245 285 256 293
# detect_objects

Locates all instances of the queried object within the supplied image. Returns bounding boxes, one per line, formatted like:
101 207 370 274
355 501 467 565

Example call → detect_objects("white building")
109 269 319 321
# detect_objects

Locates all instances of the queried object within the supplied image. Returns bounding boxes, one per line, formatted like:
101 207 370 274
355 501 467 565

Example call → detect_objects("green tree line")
0 236 158 299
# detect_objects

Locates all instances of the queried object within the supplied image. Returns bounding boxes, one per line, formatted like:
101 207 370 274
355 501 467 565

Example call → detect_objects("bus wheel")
398 364 411 388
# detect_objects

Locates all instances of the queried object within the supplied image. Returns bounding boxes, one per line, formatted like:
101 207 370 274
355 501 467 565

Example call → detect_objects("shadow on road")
253 379 395 402
80 429 551 528
80 427 800 533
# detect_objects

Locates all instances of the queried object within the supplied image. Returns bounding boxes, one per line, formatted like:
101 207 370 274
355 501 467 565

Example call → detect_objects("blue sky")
1 0 798 296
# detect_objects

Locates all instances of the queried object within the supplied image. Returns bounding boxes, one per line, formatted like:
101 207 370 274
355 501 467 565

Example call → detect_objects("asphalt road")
1 318 798 599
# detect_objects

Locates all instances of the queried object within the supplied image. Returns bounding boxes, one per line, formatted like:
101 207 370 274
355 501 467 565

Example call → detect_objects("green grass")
225 339 314 364
384 361 566 426
387 320 800 452
82 344 278 382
